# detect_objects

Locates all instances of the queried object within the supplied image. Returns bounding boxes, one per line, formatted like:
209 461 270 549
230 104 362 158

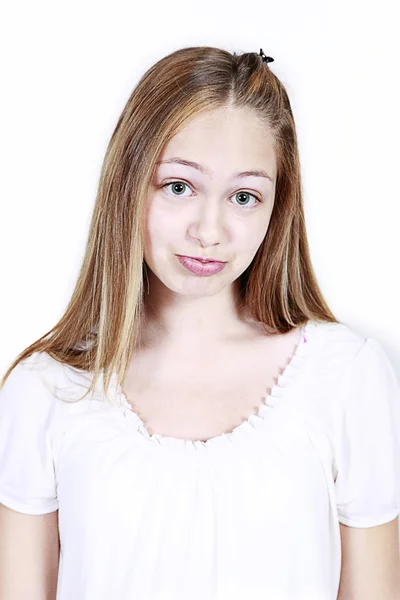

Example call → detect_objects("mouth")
176 255 227 276
176 254 227 264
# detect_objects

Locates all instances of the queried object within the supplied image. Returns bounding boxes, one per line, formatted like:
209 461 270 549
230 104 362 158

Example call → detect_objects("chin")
160 273 233 296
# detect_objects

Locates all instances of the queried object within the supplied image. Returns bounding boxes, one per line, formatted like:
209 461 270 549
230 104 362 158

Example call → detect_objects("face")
143 106 277 298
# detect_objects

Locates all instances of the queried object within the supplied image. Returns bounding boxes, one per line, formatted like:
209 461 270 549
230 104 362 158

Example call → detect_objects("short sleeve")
0 358 59 515
334 337 400 527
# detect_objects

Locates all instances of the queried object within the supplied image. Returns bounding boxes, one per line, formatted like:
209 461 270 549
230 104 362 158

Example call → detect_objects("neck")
139 277 259 352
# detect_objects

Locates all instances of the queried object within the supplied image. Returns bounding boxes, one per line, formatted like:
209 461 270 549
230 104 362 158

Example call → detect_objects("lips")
176 255 227 276
178 255 226 264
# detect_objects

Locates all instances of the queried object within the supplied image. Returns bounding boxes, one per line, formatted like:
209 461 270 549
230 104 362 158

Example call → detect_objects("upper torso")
121 324 302 442
4 318 396 600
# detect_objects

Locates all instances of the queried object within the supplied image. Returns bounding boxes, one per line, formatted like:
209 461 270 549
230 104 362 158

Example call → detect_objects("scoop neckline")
108 319 319 452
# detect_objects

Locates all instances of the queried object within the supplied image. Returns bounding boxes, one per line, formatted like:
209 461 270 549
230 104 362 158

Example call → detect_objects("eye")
162 181 261 209
230 191 260 209
162 181 193 197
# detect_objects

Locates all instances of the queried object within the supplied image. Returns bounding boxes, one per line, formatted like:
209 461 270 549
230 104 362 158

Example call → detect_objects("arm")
337 517 400 600
0 503 60 600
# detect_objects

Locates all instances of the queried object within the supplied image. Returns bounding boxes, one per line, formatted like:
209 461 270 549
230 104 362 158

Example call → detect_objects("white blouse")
1 319 400 600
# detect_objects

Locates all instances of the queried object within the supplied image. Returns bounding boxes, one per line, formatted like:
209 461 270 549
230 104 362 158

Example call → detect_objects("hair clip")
259 48 274 65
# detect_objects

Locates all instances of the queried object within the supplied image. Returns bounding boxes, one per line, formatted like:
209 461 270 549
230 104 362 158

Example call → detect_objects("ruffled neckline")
108 319 319 452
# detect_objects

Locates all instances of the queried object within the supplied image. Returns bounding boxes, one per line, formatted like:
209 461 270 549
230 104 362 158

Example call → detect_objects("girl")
1 46 400 600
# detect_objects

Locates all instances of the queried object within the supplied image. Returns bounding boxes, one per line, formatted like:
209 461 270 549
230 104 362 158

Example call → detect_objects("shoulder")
308 320 400 429
0 351 94 417
312 319 366 355
1 352 59 413
307 319 367 380
312 319 397 386
304 319 400 414
0 352 64 513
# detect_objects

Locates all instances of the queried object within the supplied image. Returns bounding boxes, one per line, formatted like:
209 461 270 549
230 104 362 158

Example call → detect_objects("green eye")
162 181 261 208
231 191 260 208
163 181 191 196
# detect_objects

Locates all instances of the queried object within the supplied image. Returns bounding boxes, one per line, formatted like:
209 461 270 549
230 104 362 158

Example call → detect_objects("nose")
189 197 225 248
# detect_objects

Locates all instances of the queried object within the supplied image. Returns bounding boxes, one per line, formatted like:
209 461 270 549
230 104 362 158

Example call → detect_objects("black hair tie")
259 48 274 65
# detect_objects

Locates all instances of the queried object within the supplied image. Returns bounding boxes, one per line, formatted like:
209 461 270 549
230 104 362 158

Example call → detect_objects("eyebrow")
156 157 273 182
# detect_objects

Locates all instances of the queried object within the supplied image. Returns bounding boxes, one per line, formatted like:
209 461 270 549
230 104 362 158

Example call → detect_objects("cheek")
144 203 181 253
252 222 270 250
235 215 271 254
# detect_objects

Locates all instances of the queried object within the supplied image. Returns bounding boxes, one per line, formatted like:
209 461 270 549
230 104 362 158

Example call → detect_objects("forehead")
157 107 277 181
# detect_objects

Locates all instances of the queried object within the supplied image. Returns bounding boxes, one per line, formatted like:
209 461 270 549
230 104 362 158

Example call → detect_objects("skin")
121 105 301 440
141 105 278 354
131 107 400 596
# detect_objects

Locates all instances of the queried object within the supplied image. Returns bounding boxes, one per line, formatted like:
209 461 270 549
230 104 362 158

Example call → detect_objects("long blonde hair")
1 45 339 400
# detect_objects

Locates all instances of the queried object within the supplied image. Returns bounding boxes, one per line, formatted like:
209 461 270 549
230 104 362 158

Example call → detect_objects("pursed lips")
177 255 227 263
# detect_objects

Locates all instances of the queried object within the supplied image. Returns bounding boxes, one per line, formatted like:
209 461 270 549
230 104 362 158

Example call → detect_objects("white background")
0 0 399 546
